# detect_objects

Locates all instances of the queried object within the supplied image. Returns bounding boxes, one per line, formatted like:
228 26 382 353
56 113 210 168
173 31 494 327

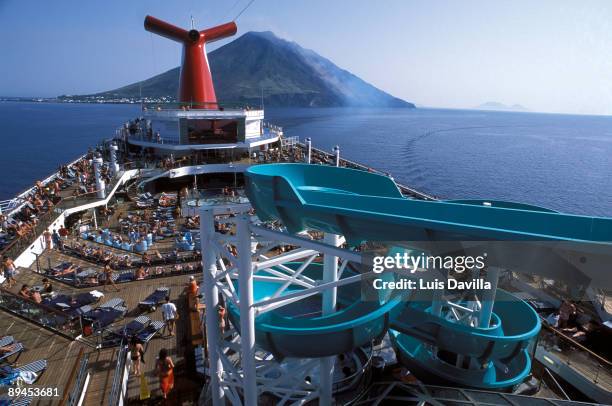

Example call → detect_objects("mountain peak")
76 31 414 108
243 31 279 40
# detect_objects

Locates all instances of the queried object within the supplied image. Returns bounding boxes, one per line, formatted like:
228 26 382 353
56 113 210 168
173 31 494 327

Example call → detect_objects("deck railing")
0 154 87 217
296 142 436 200
140 100 264 111
107 339 129 406
60 348 90 406
0 287 83 339
538 321 612 390
0 174 125 259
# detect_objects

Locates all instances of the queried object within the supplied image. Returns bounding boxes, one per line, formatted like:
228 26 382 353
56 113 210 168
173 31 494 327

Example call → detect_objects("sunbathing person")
94 247 105 261
101 250 114 263
0 344 18 354
120 255 132 268
154 250 163 260
30 290 42 304
135 266 147 280
55 263 78 276
42 278 53 295
18 284 31 299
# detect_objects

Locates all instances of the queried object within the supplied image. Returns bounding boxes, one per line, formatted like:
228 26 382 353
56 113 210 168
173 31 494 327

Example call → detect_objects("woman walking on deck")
156 348 174 399
102 262 120 292
130 336 145 376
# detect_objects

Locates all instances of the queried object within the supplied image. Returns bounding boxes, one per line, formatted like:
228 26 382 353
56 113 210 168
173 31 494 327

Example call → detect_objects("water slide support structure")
237 214 258 405
201 208 225 405
320 233 341 405
200 201 374 404
479 267 501 328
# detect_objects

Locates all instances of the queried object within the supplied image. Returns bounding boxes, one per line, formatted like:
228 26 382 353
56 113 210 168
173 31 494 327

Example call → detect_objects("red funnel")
144 15 237 109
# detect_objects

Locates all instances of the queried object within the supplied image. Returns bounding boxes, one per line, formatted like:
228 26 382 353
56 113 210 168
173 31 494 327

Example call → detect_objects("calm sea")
1 102 611 216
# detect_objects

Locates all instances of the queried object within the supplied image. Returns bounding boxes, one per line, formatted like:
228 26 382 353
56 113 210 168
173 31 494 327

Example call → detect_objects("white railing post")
306 138 312 164
237 214 258 405
200 208 225 406
333 145 340 167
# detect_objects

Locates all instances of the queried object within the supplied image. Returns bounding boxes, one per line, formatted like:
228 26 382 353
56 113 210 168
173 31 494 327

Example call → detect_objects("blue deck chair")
83 306 128 332
0 360 47 386
138 287 170 312
0 395 32 406
136 321 165 343
99 298 125 309
0 337 14 348
0 343 23 362
104 316 151 347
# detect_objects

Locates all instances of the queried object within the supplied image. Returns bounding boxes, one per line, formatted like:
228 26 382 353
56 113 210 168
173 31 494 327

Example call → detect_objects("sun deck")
0 186 210 404
1 263 202 405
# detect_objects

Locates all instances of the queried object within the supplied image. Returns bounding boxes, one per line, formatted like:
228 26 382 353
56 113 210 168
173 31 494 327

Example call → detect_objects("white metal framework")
199 203 381 405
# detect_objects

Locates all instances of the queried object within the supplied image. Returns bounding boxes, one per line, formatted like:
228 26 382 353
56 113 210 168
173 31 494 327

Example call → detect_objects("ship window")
186 119 238 144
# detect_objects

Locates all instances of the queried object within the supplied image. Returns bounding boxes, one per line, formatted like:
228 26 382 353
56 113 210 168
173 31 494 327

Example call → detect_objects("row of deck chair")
63 245 138 270
81 298 127 335
63 243 199 269
136 192 154 208
42 291 101 319
102 315 165 347
0 336 24 363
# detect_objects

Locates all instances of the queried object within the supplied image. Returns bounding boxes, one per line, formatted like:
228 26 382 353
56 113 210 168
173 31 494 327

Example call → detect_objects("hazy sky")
2 0 612 115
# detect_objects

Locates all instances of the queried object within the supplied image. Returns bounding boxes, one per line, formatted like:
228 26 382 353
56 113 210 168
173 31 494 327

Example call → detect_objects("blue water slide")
242 163 611 389
245 163 612 243
226 262 405 359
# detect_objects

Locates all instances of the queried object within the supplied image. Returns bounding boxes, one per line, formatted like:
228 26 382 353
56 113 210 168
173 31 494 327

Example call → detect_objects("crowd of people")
13 278 54 304
118 209 178 242
0 181 61 246
544 300 610 359
0 154 101 254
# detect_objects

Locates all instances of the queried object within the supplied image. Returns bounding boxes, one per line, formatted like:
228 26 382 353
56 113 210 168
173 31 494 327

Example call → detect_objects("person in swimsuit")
102 263 120 292
129 336 145 376
2 256 17 288
0 344 18 354
156 348 174 399
18 284 31 299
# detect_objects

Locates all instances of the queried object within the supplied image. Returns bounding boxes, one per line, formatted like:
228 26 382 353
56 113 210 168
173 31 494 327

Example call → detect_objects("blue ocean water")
1 102 611 216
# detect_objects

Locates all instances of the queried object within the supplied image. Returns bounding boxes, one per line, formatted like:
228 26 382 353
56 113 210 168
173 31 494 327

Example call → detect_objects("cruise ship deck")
1 201 209 404
1 12 611 406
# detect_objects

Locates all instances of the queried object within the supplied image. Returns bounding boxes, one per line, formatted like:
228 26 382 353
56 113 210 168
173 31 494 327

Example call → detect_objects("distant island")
475 102 529 112
53 31 414 108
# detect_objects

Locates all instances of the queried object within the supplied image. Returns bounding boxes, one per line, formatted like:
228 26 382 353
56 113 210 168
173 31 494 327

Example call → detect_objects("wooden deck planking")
2 261 200 405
